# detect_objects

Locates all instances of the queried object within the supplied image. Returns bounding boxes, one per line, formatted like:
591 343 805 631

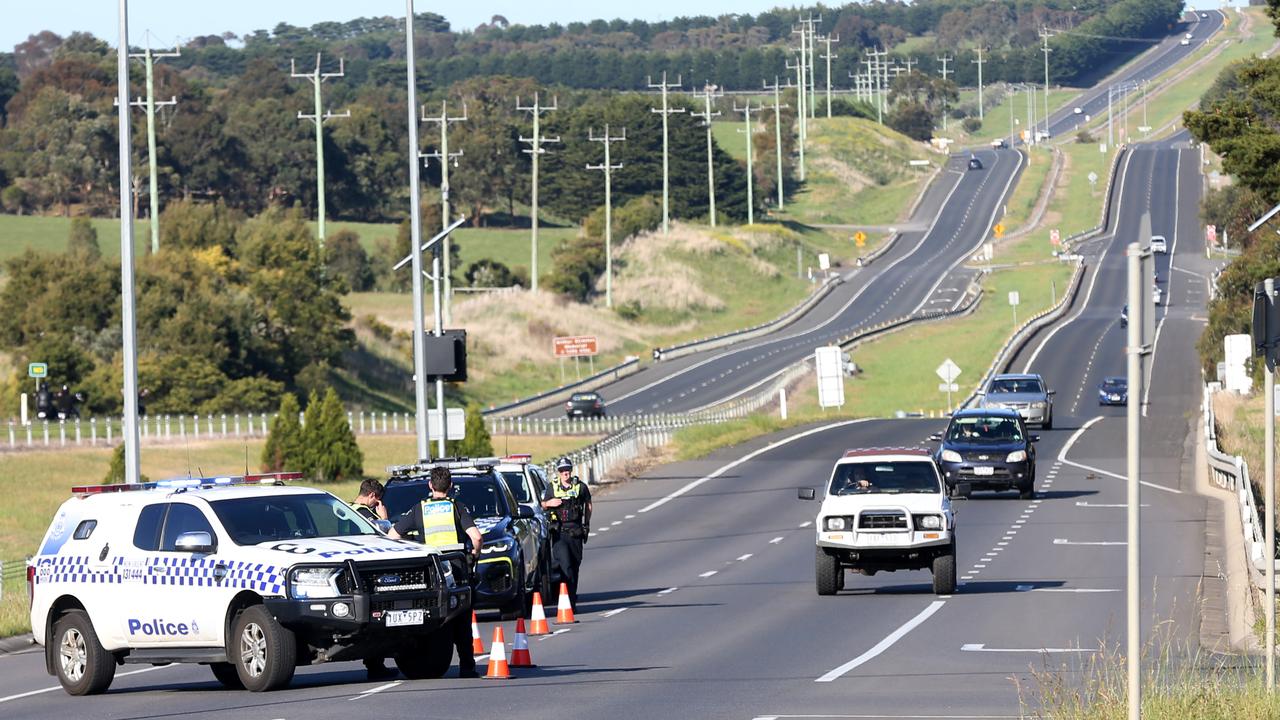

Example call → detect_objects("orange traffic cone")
470 611 484 655
528 592 550 635
510 617 536 668
555 582 577 624
484 627 512 679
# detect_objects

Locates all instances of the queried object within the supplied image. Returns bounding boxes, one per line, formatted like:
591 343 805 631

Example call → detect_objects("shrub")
67 218 101 260
305 387 364 483
584 195 662 242
1076 129 1095 144
326 229 375 292
961 117 982 133
545 235 605 302
463 259 519 287
888 102 935 142
447 402 493 458
261 393 304 472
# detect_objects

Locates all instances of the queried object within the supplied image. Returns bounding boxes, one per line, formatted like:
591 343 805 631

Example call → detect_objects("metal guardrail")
1202 384 1271 588
482 356 641 417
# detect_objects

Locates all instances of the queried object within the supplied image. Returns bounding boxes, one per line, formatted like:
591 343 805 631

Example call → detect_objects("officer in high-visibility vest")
541 458 592 608
389 467 483 677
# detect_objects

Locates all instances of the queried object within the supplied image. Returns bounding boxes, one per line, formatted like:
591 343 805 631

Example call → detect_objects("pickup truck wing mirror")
1047 390 1057 396
928 432 943 442
797 487 816 501
1029 434 1041 443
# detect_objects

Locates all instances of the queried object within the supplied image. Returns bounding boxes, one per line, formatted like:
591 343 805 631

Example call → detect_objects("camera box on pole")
1253 280 1280 371
423 329 467 382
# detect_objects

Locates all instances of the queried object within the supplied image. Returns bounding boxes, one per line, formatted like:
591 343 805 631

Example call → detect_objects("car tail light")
26 564 36 607
565 402 572 410
594 401 602 408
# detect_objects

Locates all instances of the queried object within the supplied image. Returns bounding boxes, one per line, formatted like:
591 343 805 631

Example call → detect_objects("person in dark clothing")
389 467 483 678
541 458 592 608
350 479 389 524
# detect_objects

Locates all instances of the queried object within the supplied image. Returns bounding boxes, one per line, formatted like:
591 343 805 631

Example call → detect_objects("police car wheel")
500 564 528 620
815 548 840 596
232 605 296 692
394 629 453 679
53 610 115 695
210 662 244 689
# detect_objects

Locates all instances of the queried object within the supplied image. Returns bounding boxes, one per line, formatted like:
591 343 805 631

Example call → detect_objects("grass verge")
0 432 594 637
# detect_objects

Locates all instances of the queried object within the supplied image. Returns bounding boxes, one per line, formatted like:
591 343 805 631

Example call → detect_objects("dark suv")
384 465 552 618
931 408 1038 499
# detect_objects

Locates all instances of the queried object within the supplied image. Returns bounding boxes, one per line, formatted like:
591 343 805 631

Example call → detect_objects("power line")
648 71 685 236
290 53 349 250
690 82 723 227
586 125 625 309
517 93 559 293
420 101 466 324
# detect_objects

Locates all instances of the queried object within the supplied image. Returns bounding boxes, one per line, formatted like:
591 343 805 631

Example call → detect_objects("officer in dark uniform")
541 458 592 608
389 467 483 678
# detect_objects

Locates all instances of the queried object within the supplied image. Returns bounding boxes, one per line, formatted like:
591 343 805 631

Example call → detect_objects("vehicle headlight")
824 516 847 531
290 567 343 599
941 449 962 463
1006 450 1027 463
917 515 942 530
1032 401 1046 409
480 540 511 554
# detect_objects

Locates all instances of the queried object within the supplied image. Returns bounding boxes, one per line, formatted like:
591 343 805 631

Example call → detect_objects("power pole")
821 34 838 119
903 56 918 74
292 54 349 250
648 72 685 236
786 58 807 181
734 101 760 225
806 16 822 119
420 101 466 324
128 37 178 255
691 83 722 227
937 54 953 132
1040 27 1053 138
864 48 884 125
791 24 808 140
1009 84 1018 147
517 93 560 293
763 77 790 210
972 46 986 121
586 125 625 308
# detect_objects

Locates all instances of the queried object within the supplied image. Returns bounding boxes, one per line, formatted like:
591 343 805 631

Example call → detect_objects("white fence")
1203 384 1272 589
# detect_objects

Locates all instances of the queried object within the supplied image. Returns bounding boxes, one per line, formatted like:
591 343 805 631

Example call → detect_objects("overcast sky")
3 1 788 52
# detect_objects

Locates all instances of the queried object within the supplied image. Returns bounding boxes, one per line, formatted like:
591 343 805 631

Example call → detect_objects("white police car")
28 473 470 695
799 448 956 595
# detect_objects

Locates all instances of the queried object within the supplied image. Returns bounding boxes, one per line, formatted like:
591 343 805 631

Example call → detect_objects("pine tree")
450 402 494 458
305 388 363 483
261 394 304 472
103 443 148 485
299 390 324 479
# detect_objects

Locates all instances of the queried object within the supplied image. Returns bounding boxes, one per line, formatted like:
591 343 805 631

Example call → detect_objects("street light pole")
128 39 178 255
517 93 560 292
404 0 429 460
691 83 722 227
1265 277 1277 690
586 125 625 309
420 101 466 325
292 54 349 250
116 0 141 484
648 72 685 236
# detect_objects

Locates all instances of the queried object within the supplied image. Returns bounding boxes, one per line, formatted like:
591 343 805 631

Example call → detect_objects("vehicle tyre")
815 547 840 596
395 629 453 679
932 546 957 595
1042 414 1052 430
1019 483 1035 500
231 605 296 692
500 562 528 620
52 610 115 696
210 662 244 689
536 543 554 603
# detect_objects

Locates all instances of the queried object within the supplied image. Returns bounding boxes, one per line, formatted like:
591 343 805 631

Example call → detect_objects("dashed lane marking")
961 643 1097 654
658 586 679 595
1053 538 1126 546
0 664 174 704
815 601 947 682
769 536 785 544
602 607 629 618
699 570 718 578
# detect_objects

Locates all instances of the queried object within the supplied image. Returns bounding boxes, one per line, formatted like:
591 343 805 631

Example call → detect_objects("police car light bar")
386 458 502 476
70 471 304 495
503 454 532 462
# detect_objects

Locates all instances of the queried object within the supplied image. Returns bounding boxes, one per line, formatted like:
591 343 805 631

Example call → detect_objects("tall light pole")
586 125 625 309
1040 27 1053 137
116 0 141 484
291 54 349 250
734 101 760 225
404 1 429 460
821 34 838 119
763 77 790 210
787 58 807 182
1264 277 1277 692
937 54 953 132
691 83 722 227
972 46 986 122
517 93 559 292
128 38 178 255
648 72 685 236
420 101 466 324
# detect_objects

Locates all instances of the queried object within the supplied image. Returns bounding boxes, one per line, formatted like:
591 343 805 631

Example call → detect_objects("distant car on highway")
931 408 1038 499
968 156 983 170
1200 13 1208 18
990 138 1008 149
1073 107 1083 115
565 391 606 418
979 372 1055 428
799 448 956 595
1150 235 1167 253
1180 38 1190 46
1098 376 1128 406
1185 33 1194 39
1153 285 1163 305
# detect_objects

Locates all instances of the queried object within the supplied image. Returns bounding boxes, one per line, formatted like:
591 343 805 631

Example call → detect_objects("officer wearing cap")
541 458 592 608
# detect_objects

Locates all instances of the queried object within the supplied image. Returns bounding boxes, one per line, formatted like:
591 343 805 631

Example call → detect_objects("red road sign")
1050 228 1060 245
553 336 599 358
1206 225 1217 245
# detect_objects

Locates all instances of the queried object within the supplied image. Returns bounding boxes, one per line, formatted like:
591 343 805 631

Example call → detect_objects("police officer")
541 458 592 608
389 467 483 678
349 479 389 524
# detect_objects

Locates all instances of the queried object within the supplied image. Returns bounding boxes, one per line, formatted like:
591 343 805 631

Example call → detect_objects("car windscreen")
500 470 534 504
946 416 1024 443
988 378 1043 394
1102 378 1127 390
450 479 510 518
828 461 940 495
210 493 375 545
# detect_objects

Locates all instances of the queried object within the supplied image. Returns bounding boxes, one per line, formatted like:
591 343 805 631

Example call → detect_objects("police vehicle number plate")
385 610 424 627
972 466 995 476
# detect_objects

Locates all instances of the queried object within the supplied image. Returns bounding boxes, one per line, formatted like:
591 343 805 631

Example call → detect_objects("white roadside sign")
935 358 961 384
815 346 846 409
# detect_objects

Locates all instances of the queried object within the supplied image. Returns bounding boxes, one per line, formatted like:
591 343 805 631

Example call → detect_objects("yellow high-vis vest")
420 499 460 547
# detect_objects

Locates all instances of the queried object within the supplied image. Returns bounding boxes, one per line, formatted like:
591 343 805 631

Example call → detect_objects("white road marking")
0 664 174 704
611 521 622 526
658 586 679 595
537 628 572 642
754 715 1020 719
638 420 874 513
625 514 636 519
349 680 402 701
1054 538 1125 546
961 643 1097 654
815 601 946 682
769 536 785 544
1057 416 1182 494
1076 501 1149 508
737 554 754 562
602 607 629 618
799 520 813 528
699 570 718 578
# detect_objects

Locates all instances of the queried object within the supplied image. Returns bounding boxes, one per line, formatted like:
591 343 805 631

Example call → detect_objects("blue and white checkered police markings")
28 473 470 696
